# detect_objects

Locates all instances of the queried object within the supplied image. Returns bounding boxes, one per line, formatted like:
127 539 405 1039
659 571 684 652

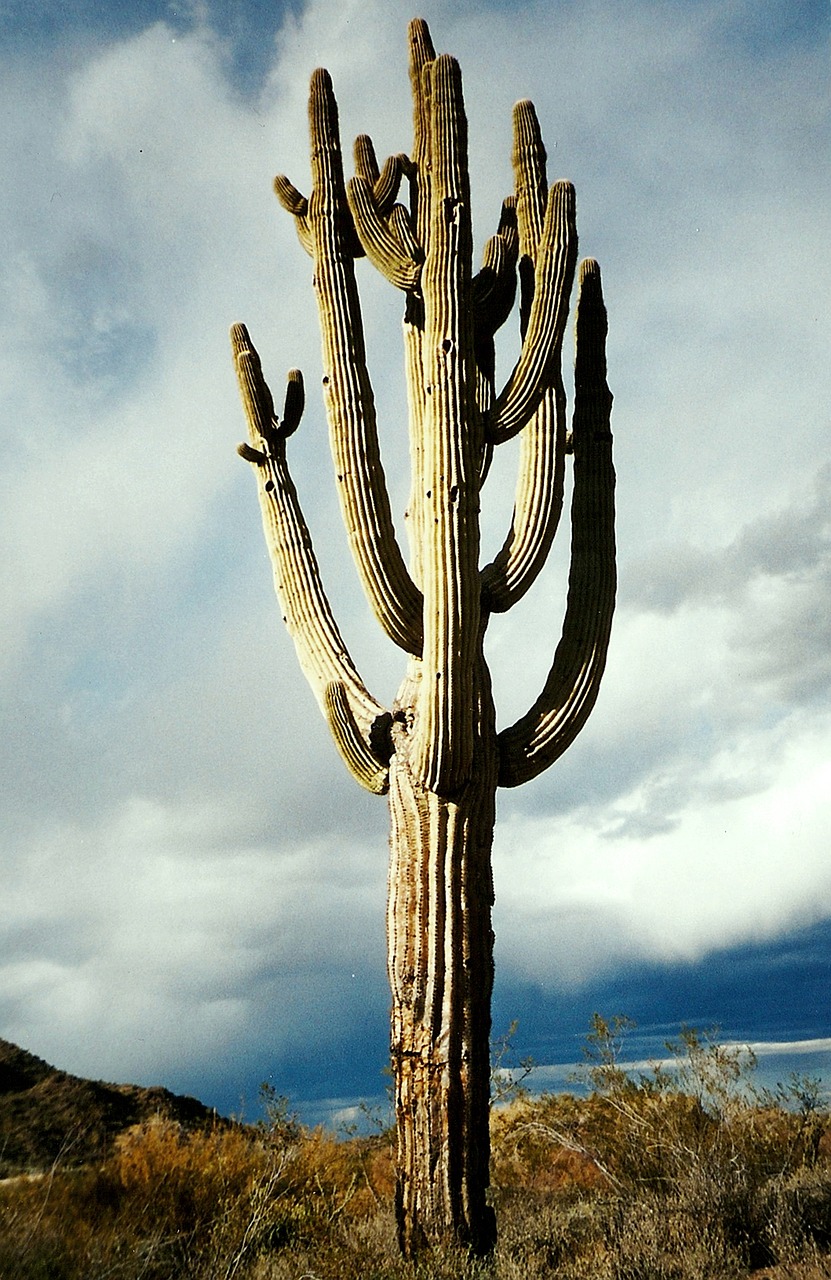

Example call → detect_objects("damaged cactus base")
233 17 615 1256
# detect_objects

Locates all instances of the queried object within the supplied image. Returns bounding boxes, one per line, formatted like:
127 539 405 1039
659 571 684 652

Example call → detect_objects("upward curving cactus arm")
481 104 570 611
480 380 566 613
350 134 422 282
232 323 391 792
374 152 412 216
273 174 314 257
488 179 577 445
324 681 391 794
302 69 424 656
473 199 519 485
472 204 519 341
347 175 423 291
497 259 615 787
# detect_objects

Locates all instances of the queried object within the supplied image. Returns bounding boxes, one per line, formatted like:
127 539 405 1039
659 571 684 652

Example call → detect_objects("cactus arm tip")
408 17 436 60
231 324 305 450
237 441 268 465
280 368 305 438
273 175 308 217
231 321 279 445
273 175 313 256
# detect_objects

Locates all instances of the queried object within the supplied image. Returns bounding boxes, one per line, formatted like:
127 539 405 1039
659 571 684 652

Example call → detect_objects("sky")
1 0 830 1126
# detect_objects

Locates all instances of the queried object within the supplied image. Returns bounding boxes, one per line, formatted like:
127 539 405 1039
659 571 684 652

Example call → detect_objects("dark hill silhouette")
0 1038 229 1176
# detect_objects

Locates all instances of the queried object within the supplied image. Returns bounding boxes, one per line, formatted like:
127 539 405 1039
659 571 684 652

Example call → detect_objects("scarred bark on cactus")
232 18 616 1256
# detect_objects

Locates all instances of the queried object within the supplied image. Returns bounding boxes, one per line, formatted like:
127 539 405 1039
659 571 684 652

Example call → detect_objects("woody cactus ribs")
232 18 615 1257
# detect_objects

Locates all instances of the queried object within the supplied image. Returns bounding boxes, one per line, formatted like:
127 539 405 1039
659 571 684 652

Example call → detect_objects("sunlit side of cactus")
232 18 615 1256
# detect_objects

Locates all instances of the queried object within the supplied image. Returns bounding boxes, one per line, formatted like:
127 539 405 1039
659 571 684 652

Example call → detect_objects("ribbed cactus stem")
388 672 497 1254
408 55 482 796
233 19 616 1257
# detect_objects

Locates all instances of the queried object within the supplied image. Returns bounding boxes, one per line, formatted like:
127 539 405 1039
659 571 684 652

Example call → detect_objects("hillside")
0 1038 227 1176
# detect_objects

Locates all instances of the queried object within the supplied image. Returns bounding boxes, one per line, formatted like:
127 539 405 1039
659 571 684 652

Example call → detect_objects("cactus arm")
408 18 436 178
231 324 391 776
303 69 423 655
325 681 391 794
497 259 615 787
353 133 381 186
472 216 518 338
389 204 423 262
480 384 566 612
350 136 422 267
472 198 519 486
481 105 570 611
273 174 314 257
375 153 411 216
350 137 423 280
353 136 412 213
409 54 482 795
347 176 423 291
488 179 577 445
512 99 548 335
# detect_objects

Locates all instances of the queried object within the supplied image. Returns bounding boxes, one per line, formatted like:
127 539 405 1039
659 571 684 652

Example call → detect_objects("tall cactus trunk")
387 655 498 1254
233 16 616 1258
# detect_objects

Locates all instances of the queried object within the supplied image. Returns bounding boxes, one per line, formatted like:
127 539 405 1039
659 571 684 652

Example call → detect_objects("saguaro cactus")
232 19 615 1256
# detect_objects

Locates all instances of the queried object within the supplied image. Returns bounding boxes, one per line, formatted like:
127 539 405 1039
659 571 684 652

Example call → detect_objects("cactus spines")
233 20 615 1256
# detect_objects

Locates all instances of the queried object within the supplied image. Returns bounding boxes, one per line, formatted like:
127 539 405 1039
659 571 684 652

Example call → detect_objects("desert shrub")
0 1093 402 1280
490 1015 831 1278
0 1111 304 1280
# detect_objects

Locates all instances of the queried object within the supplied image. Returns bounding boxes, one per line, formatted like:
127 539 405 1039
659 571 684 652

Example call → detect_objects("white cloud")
0 792 387 1084
495 709 831 985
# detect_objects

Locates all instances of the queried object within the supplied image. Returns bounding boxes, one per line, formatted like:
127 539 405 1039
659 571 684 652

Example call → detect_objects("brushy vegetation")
3 1017 831 1279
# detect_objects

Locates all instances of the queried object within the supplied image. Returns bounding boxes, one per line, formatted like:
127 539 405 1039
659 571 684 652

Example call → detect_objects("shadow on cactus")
232 17 615 1258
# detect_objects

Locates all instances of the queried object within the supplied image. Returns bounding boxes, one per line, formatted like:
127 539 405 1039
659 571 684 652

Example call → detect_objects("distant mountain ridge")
0 1038 229 1176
